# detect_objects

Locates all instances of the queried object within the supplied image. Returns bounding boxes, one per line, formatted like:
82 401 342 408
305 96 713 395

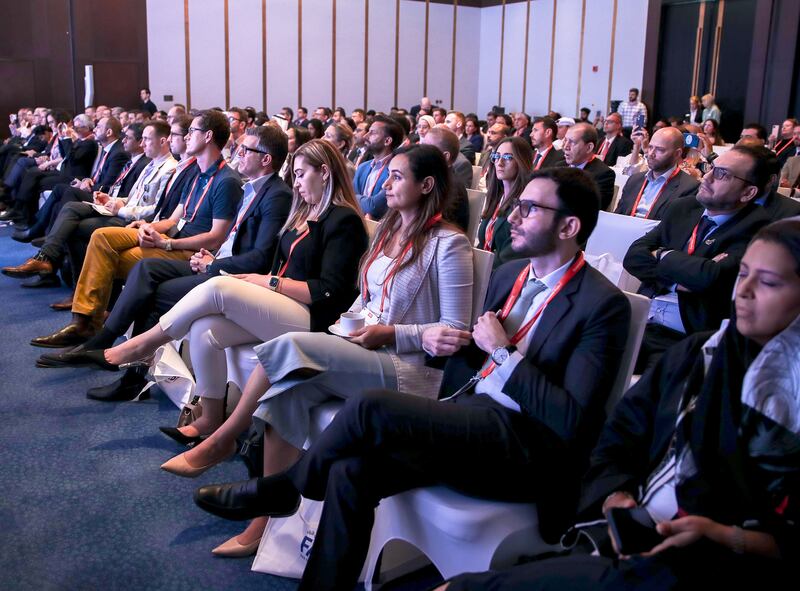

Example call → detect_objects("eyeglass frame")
187 126 208 135
490 152 515 163
237 144 270 156
707 164 754 186
509 197 570 218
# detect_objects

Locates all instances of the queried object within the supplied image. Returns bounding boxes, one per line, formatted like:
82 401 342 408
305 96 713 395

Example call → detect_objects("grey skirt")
252 332 398 448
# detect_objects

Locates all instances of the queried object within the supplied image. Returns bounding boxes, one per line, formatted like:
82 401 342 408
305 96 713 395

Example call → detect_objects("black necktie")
533 152 542 168
687 216 717 252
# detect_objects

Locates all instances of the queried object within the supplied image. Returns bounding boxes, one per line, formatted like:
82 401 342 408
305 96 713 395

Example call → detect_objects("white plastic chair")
471 166 482 190
586 210 660 262
365 218 379 240
466 189 486 243
360 290 651 589
471 247 494 324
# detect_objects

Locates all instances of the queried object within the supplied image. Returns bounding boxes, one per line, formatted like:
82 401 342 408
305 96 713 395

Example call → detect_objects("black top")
269 204 369 331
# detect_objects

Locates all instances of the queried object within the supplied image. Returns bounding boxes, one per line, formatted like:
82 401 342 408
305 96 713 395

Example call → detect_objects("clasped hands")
421 311 510 357
136 223 169 249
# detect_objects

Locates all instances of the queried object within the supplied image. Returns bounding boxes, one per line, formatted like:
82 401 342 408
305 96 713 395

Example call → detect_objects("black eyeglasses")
707 164 754 185
509 198 568 218
237 144 269 156
187 127 207 135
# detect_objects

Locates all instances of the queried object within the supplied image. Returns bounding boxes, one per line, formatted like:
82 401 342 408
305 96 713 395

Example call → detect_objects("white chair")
609 184 620 212
586 210 660 262
365 218 379 240
361 290 651 589
466 189 486 243
471 247 494 324
471 166 482 190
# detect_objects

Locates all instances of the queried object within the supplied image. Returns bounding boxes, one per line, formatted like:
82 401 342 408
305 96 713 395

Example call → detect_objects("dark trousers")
4 156 36 194
634 323 686 374
103 258 208 336
286 391 568 591
14 168 72 221
29 184 93 237
446 540 787 591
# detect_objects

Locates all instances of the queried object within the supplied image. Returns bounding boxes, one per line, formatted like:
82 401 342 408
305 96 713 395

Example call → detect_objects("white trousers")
158 276 311 398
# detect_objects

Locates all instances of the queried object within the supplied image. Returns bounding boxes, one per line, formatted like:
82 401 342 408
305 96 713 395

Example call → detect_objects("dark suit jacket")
439 259 631 537
210 174 293 276
774 139 796 170
59 137 99 179
151 160 200 221
269 205 368 332
760 188 800 221
623 199 770 334
596 134 633 166
458 136 476 164
538 146 567 169
118 155 152 197
614 169 699 219
95 140 130 193
581 157 616 210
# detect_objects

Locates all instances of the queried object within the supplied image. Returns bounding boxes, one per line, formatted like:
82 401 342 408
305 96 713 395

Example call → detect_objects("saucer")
329 324 356 339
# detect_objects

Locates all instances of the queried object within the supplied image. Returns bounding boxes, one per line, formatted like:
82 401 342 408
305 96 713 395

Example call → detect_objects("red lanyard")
775 140 794 157
361 214 442 315
227 182 262 236
629 167 681 218
276 228 311 277
164 157 197 196
480 252 586 379
92 150 109 182
365 156 391 197
685 220 709 255
111 160 133 188
184 159 226 223
534 146 551 171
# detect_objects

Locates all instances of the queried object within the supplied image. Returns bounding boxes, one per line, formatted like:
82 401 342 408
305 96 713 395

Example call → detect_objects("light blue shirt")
215 173 272 259
635 166 677 217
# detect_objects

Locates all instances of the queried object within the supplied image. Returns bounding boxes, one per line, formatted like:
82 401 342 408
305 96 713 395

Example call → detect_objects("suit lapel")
383 234 438 325
527 266 585 359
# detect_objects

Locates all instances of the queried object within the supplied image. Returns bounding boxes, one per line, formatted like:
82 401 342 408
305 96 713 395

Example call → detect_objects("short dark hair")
432 107 447 118
228 107 247 124
145 119 171 139
629 87 639 95
528 167 600 244
499 114 513 127
297 106 307 115
141 87 151 95
196 109 231 150
390 113 411 136
573 122 599 148
247 125 289 171
172 114 192 136
282 106 294 121
533 116 558 140
372 114 406 149
580 107 591 115
751 219 800 276
352 108 365 118
732 145 775 193
127 123 145 141
742 122 768 141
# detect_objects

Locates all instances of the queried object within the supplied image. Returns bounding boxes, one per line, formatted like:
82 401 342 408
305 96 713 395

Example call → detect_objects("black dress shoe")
159 426 206 447
11 229 32 243
20 273 60 288
86 369 149 402
194 474 301 522
36 345 119 371
30 322 95 348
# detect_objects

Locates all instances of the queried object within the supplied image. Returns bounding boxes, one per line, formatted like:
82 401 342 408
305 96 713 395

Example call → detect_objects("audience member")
562 123 615 210
739 123 768 146
686 94 703 124
617 87 648 130
512 112 533 146
701 93 722 123
139 88 158 116
553 116 575 150
420 126 470 231
293 107 309 128
444 111 476 163
530 117 566 170
779 124 800 187
597 113 633 166
353 114 405 219
771 117 797 167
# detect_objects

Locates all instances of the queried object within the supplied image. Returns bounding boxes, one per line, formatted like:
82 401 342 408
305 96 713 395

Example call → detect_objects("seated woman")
440 218 800 590
322 123 356 178
465 114 484 155
279 126 311 185
416 115 436 141
104 138 367 461
476 136 533 267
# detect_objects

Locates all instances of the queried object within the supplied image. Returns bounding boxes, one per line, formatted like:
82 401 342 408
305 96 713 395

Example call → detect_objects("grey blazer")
780 155 800 187
347 227 474 398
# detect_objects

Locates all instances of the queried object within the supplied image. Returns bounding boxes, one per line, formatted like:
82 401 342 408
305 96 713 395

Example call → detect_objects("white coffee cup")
340 311 365 333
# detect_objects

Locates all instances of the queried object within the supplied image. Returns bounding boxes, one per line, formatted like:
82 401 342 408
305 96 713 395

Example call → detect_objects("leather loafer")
30 322 96 348
86 370 148 402
11 229 32 243
2 254 54 278
194 474 300 522
21 273 60 288
159 426 206 447
36 345 119 371
50 295 73 310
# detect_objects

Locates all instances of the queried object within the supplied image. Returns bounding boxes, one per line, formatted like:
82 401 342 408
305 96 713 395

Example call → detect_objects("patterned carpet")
0 225 298 591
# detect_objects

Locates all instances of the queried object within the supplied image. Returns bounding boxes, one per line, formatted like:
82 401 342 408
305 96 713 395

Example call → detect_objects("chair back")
471 166 482 189
471 247 495 324
466 189 486 243
586 210 660 262
365 218 380 240
606 291 650 412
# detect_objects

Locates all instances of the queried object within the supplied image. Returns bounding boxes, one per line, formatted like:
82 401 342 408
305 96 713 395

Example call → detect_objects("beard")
511 217 560 258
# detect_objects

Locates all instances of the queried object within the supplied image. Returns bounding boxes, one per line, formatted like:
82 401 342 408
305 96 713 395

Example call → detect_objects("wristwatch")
267 276 280 292
491 345 517 365
164 239 173 251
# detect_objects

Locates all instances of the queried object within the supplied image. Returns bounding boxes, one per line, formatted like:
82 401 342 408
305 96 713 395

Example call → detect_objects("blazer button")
324 291 330 297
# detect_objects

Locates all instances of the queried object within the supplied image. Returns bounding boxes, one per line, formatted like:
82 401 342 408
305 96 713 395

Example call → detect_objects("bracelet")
731 525 746 555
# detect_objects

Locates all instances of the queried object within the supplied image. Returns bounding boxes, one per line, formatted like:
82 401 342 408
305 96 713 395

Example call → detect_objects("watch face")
269 276 280 288
492 347 509 365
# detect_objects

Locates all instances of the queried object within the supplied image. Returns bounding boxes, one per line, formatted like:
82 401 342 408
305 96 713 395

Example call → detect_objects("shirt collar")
527 254 577 290
129 152 145 165
646 164 678 184
242 172 273 195
702 209 737 227
200 156 226 178
103 139 118 154
371 153 392 169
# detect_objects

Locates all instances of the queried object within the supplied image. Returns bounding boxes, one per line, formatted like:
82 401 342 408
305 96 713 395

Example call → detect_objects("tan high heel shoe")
211 534 261 557
160 442 237 478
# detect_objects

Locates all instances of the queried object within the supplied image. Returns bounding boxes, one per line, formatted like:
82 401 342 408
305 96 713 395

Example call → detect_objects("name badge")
176 218 187 232
362 309 381 326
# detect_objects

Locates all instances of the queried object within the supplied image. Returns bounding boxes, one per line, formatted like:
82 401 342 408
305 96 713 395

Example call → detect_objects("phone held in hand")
607 507 664 555
635 113 646 129
683 132 701 149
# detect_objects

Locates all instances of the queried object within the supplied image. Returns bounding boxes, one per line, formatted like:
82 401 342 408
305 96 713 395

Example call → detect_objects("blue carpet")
0 225 298 591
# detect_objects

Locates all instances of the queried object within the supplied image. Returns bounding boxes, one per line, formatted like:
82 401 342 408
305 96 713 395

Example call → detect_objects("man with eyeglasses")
28 110 241 349
191 168 631 591
223 107 248 164
624 145 771 371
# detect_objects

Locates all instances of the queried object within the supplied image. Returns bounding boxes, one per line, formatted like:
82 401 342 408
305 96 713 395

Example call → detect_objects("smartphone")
635 114 646 128
607 507 664 555
772 124 780 138
683 132 701 149
58 122 68 133
10 114 17 123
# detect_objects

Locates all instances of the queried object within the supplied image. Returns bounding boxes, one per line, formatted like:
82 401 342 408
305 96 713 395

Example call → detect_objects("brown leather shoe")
30 322 96 348
2 253 53 278
50 294 74 311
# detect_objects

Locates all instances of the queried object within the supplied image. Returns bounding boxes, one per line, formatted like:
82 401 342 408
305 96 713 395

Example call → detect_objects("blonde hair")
282 139 362 233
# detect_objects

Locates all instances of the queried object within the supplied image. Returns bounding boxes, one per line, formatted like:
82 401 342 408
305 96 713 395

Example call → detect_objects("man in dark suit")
191 168 632 591
624 145 771 371
512 112 533 147
138 88 158 116
37 125 293 401
614 127 699 219
421 127 470 231
564 123 616 210
445 110 477 163
292 107 309 128
13 117 130 242
596 113 633 166
772 118 797 169
530 116 567 170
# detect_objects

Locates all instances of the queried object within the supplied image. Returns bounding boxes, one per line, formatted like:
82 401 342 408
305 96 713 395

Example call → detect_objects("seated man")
596 112 633 166
420 126 470 231
191 167 632 591
37 126 293 405
624 145 771 371
1 121 173 286
563 123 616 210
353 114 405 219
29 110 242 348
751 145 800 221
530 116 567 170
614 127 699 219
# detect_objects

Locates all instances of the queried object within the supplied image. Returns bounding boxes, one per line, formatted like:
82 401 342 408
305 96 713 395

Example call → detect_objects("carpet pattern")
0 225 298 591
